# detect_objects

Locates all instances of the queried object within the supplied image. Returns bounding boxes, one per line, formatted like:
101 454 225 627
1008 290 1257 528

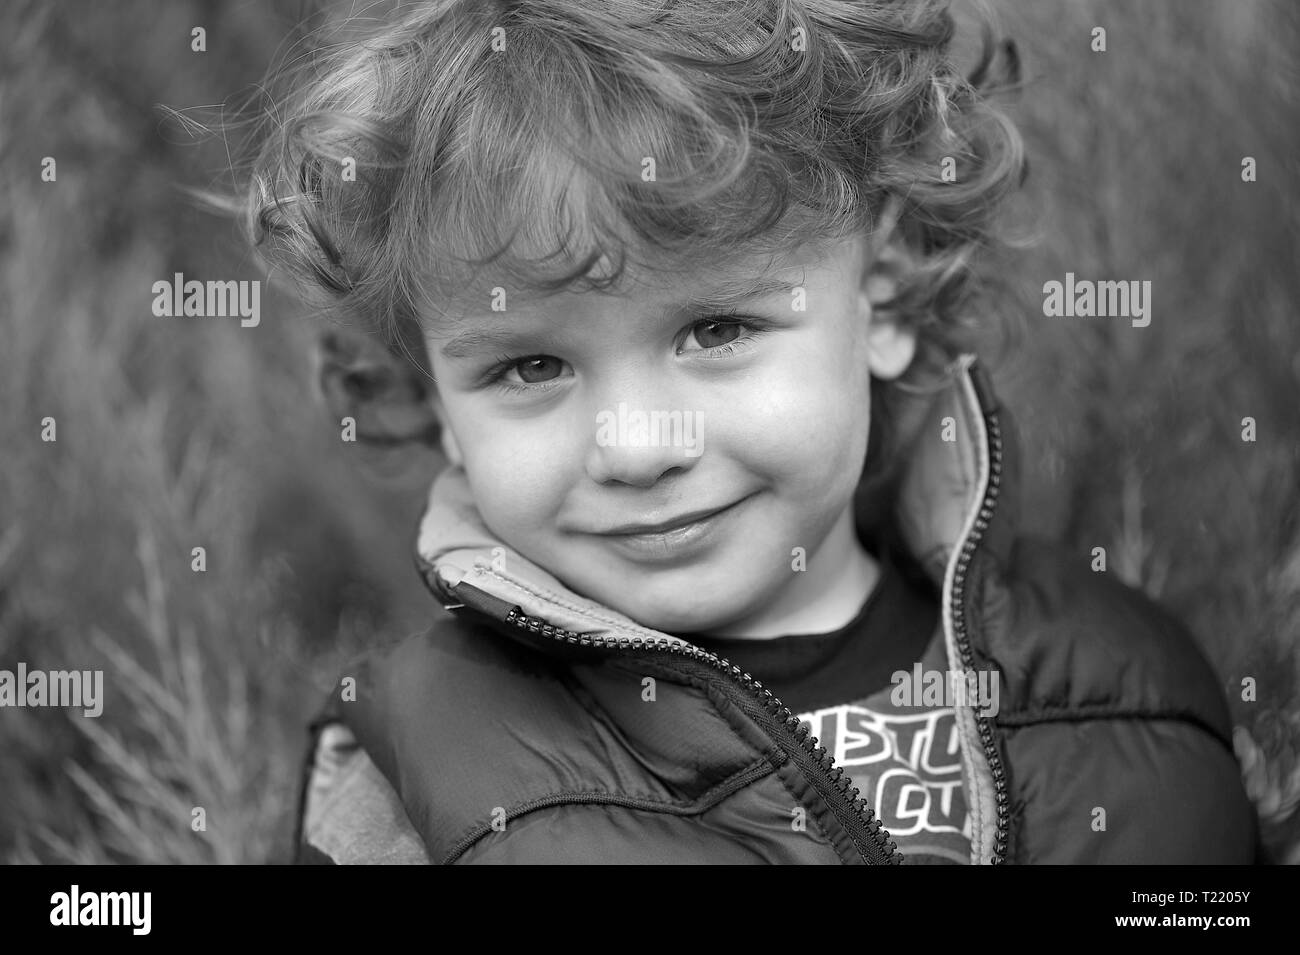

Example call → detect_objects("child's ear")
316 327 441 451
859 223 919 382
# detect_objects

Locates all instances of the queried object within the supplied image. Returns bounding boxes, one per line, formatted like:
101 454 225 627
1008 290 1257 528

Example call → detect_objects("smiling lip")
586 494 754 563
595 501 743 537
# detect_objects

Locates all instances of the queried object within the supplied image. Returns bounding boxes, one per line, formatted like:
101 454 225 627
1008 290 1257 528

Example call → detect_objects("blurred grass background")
0 0 1296 863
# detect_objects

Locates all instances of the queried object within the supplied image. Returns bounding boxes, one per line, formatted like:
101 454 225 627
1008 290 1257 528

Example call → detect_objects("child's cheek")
726 349 870 490
457 416 581 537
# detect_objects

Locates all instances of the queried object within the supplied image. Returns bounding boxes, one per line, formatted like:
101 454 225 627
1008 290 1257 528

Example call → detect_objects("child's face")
422 233 915 635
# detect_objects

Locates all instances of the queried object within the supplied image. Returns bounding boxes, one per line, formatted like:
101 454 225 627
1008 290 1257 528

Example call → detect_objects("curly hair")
246 0 1022 343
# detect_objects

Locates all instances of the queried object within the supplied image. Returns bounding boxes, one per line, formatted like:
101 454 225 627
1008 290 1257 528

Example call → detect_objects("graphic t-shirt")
684 556 972 864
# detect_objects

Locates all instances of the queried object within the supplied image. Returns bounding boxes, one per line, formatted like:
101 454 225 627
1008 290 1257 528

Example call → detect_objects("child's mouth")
593 494 754 563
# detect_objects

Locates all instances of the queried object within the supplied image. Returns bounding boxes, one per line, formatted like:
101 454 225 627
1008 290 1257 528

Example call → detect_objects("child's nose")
584 403 706 488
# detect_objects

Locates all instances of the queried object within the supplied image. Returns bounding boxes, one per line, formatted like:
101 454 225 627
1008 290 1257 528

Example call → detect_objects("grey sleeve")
302 723 433 864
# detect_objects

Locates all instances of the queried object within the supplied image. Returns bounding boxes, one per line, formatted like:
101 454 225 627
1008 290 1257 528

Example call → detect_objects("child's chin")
600 586 755 636
555 550 775 635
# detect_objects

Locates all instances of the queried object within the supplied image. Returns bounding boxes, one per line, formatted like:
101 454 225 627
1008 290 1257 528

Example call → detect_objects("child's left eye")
690 320 743 349
678 317 765 357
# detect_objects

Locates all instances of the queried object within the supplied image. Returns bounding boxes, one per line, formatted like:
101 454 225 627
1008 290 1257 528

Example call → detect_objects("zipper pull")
444 578 523 623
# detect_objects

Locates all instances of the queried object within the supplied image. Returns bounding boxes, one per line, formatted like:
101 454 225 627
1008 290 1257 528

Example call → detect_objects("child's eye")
678 316 767 357
690 320 744 349
487 355 572 393
509 356 565 383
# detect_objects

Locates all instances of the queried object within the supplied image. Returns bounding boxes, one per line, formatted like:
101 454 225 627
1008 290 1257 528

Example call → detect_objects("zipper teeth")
951 410 1010 864
500 609 903 865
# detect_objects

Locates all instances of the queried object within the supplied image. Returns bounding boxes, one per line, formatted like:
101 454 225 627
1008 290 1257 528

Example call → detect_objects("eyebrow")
437 274 804 360
661 275 805 315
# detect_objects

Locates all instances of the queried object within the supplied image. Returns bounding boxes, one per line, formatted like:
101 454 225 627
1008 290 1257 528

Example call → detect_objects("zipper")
437 574 902 864
949 379 1010 864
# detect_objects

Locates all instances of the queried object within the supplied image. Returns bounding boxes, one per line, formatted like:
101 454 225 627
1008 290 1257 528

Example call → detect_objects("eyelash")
481 315 769 394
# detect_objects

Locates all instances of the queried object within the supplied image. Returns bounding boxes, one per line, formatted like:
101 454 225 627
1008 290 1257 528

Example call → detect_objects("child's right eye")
487 354 572 393
508 356 565 383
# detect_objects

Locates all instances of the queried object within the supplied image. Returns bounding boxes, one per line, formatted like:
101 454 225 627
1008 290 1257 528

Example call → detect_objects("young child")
245 0 1257 863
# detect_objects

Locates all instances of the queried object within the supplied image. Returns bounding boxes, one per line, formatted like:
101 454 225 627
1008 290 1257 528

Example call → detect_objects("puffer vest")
294 354 1258 864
